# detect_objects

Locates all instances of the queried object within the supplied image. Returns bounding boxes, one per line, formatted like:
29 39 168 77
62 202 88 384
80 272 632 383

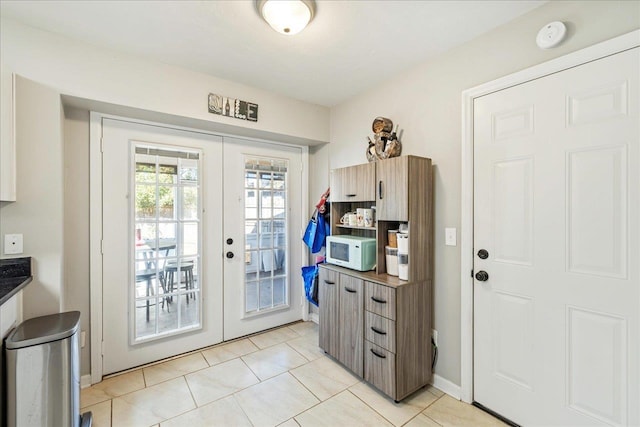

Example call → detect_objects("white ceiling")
0 0 546 107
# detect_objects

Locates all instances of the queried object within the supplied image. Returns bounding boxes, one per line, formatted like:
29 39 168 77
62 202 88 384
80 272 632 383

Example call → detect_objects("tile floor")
81 321 506 427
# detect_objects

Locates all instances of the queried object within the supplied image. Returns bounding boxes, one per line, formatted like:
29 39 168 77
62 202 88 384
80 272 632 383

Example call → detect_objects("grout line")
182 371 200 408
287 365 325 404
424 413 444 426
346 388 397 426
230 393 256 427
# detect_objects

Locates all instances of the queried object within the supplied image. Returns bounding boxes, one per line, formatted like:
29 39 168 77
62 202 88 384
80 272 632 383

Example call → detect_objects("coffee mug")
340 212 357 226
363 208 374 227
356 208 365 227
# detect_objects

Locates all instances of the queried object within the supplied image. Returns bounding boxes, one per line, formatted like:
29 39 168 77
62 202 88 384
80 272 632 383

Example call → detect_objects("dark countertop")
0 257 32 306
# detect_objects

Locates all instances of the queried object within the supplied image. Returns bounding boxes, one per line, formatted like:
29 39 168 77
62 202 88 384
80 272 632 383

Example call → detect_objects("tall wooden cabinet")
319 155 433 402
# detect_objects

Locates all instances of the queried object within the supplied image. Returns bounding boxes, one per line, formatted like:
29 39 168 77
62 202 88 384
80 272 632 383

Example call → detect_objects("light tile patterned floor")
81 322 507 427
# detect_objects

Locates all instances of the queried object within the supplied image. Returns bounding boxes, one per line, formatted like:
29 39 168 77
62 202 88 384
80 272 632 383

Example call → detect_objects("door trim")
89 112 309 384
460 29 640 403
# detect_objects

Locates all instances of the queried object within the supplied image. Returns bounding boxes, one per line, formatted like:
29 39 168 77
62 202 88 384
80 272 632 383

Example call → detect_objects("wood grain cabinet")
330 162 375 202
319 155 433 402
318 268 339 357
337 275 363 377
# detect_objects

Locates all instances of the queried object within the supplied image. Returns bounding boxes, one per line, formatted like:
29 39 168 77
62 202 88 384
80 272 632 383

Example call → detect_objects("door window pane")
243 157 289 315
133 145 202 342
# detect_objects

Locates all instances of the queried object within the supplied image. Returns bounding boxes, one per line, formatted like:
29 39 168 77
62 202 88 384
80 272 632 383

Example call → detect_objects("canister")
385 246 399 276
397 233 409 253
398 253 409 280
387 230 398 248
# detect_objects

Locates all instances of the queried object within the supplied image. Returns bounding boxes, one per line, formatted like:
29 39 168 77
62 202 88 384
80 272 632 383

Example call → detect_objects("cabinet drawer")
365 281 396 320
364 341 396 399
365 311 396 353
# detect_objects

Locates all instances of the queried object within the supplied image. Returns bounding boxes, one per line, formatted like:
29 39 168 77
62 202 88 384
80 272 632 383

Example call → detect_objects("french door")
222 137 304 340
473 48 639 425
100 119 305 375
102 118 223 374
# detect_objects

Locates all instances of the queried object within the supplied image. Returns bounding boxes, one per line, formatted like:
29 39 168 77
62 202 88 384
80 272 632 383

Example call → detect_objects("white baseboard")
81 374 93 389
308 312 319 324
431 374 461 400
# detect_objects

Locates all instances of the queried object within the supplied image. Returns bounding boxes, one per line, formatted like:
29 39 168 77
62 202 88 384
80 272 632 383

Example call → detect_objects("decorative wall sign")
208 93 258 122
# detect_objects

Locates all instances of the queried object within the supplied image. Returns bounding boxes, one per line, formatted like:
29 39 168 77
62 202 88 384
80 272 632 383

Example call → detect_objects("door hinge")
101 341 105 355
100 239 104 254
100 137 104 153
471 269 474 278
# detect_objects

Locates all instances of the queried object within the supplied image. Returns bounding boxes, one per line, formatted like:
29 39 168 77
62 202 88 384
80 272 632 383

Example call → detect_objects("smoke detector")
536 21 567 49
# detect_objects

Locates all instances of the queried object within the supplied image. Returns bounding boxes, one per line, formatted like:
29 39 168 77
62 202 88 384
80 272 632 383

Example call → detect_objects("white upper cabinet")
1 64 16 202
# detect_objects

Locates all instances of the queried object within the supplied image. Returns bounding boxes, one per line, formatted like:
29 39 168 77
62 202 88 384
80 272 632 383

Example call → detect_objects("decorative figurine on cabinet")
366 116 402 162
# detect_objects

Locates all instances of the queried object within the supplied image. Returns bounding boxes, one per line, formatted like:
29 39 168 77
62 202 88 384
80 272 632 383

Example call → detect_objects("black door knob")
226 238 233 245
226 251 234 259
477 249 489 259
475 270 489 281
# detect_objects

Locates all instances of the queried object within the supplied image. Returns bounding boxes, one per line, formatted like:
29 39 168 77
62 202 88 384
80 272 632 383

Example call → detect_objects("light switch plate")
4 234 23 254
445 228 457 246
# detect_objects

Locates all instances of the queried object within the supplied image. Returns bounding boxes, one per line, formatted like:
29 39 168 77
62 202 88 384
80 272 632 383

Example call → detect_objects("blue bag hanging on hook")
301 264 319 307
302 210 327 253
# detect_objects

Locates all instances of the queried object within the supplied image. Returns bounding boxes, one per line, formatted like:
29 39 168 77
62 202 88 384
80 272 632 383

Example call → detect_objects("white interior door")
222 137 304 340
473 48 639 425
102 118 223 374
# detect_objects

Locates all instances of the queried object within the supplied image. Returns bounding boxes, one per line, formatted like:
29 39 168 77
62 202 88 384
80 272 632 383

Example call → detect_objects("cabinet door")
338 274 364 376
0 65 15 201
330 163 375 202
318 267 340 358
376 157 408 221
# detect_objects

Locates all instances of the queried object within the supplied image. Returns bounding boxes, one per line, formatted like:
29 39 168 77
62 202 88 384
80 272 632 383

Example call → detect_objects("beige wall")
326 0 640 386
0 76 64 318
0 18 330 146
63 107 91 373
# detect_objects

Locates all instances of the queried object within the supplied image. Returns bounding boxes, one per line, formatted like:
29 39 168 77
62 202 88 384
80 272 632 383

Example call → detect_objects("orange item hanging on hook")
315 188 330 214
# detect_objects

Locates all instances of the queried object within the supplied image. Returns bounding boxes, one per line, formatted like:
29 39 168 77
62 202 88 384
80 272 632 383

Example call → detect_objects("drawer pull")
371 296 387 304
344 287 357 293
324 280 336 285
371 326 387 336
346 193 357 197
370 348 387 359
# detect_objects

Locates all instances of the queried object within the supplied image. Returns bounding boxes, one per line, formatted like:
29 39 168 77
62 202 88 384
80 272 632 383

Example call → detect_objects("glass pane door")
243 157 288 315
133 144 202 342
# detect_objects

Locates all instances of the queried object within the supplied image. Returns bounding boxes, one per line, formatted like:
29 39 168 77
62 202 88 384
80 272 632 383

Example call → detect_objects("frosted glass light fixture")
257 0 316 35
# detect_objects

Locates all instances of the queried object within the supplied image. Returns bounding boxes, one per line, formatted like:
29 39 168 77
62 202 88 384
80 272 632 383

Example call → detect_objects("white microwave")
326 235 376 271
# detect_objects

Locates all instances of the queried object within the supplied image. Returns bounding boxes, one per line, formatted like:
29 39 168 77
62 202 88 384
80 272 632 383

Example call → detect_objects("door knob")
226 238 233 245
475 270 489 281
226 251 234 259
477 249 489 259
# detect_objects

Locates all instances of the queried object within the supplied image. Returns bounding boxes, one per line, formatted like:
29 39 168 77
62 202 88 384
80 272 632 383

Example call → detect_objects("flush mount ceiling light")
257 0 316 35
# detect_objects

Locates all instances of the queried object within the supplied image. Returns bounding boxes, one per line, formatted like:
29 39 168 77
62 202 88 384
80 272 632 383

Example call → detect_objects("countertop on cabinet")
319 263 415 288
0 257 32 306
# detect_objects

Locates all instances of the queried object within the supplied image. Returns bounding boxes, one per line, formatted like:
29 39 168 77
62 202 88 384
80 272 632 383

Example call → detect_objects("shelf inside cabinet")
335 224 377 231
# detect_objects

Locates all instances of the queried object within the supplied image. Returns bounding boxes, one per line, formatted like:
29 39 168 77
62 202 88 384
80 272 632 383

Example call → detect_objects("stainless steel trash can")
5 311 91 427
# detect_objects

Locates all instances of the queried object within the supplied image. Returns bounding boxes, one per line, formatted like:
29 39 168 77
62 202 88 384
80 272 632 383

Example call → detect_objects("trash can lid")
6 311 81 349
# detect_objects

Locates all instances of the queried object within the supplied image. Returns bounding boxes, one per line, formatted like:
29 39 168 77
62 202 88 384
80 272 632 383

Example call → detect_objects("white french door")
222 137 304 340
473 48 639 425
100 119 305 375
102 118 223 375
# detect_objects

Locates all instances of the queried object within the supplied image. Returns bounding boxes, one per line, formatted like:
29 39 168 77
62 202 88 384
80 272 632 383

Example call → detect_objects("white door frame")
89 112 309 384
460 29 640 403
